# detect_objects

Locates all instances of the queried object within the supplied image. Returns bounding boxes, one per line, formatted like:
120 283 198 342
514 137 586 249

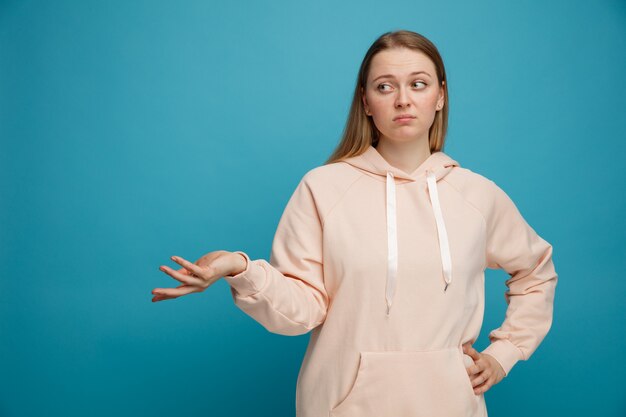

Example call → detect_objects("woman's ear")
361 87 370 116
436 82 445 110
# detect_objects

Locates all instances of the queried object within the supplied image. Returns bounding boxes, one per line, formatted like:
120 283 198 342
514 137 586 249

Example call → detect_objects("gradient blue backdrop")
1 1 625 416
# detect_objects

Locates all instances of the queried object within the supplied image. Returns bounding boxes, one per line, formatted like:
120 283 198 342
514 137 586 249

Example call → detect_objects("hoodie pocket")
329 346 480 417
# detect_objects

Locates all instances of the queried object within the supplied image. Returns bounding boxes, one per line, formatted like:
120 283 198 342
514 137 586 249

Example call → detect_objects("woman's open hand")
152 250 247 302
462 342 506 395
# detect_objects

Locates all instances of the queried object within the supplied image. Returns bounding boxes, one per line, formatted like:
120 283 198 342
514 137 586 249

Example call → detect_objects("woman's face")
361 47 445 145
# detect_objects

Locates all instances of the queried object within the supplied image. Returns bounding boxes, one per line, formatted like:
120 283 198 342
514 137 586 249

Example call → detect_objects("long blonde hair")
324 30 449 165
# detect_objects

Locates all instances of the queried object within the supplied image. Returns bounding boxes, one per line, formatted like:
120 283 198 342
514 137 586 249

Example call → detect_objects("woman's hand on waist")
462 342 506 395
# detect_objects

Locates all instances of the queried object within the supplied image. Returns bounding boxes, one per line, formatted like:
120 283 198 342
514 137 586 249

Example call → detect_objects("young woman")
152 30 558 417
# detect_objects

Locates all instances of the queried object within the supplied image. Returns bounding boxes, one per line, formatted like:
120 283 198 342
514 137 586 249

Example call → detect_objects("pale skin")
361 47 443 174
363 47 506 394
152 251 247 302
463 341 506 395
153 45 506 396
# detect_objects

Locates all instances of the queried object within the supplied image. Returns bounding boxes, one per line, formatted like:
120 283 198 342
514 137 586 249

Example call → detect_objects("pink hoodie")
223 145 558 417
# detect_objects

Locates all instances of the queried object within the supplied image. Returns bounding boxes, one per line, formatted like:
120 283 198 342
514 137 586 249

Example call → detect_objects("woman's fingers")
471 370 492 394
464 349 486 384
153 256 211 302
466 359 490 394
469 364 489 386
464 352 499 395
159 265 204 285
152 292 176 302
152 284 181 302
466 357 482 378
152 251 235 303
460 344 503 395
463 345 481 362
152 284 197 299
166 255 223 287
171 255 205 277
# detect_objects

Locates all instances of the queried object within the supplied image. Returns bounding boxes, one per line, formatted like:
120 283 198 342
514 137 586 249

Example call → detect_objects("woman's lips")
394 116 415 123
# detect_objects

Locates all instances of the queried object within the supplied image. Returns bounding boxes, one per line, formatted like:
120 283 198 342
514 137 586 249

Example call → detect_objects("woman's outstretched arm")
153 172 328 336
222 173 329 336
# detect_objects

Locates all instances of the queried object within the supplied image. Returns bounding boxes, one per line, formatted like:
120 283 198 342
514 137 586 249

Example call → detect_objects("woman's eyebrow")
372 71 431 82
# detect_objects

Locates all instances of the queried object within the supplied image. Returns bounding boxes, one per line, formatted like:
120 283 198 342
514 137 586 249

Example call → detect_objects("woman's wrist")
229 251 248 276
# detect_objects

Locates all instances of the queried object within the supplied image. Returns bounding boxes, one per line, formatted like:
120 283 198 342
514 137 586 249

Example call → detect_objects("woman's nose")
394 87 410 107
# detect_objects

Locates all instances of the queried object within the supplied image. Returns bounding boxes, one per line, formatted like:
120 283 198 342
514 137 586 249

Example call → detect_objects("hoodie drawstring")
426 170 453 292
385 172 398 316
385 169 453 316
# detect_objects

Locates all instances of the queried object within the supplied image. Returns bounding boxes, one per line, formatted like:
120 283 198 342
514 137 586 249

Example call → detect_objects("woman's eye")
377 81 426 92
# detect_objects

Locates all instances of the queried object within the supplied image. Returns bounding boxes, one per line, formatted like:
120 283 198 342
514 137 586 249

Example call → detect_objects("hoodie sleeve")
480 179 558 377
222 174 328 336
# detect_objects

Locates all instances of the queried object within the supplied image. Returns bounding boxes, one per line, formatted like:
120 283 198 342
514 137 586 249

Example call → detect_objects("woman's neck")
375 137 431 175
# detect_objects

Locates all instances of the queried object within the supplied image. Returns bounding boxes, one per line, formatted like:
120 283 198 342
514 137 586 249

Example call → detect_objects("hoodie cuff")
481 339 524 378
222 251 267 298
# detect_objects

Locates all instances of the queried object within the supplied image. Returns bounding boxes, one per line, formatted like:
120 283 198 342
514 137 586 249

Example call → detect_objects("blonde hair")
325 30 449 165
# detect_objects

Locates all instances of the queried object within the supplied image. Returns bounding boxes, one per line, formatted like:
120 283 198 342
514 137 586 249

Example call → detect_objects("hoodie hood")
341 145 460 315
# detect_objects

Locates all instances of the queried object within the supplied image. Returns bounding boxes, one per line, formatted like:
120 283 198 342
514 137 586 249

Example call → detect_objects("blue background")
1 0 625 416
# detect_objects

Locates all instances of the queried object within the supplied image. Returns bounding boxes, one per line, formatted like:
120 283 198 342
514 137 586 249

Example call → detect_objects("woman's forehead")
369 48 436 79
